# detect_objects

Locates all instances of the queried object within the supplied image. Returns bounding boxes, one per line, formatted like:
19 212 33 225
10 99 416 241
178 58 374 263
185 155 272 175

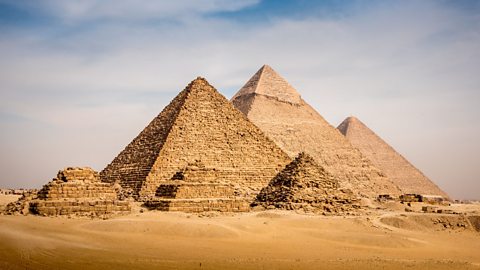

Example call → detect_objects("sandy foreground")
0 196 479 270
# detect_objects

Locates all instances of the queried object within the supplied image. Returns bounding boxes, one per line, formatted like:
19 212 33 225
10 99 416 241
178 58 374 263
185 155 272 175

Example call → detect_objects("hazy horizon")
0 0 479 200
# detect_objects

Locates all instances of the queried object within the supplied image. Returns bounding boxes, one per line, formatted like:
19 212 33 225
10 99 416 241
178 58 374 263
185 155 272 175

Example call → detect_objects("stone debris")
0 188 37 195
101 77 291 211
253 152 361 215
400 194 421 203
3 190 38 215
28 167 130 217
431 216 470 230
422 206 438 213
231 65 401 198
337 116 449 199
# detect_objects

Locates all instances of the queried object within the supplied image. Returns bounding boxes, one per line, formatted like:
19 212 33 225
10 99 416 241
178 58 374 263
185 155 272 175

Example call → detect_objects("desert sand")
1 195 479 270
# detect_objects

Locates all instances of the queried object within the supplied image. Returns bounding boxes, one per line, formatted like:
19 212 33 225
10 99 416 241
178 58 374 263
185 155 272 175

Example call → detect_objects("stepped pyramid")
337 116 449 199
101 77 291 210
254 152 360 214
30 167 130 216
232 65 401 198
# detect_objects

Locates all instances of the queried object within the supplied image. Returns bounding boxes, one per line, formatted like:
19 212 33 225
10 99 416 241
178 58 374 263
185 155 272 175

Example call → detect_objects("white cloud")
1 0 260 21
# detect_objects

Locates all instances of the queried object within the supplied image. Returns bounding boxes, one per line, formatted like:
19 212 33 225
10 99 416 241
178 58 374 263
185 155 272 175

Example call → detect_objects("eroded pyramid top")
232 65 302 104
337 116 359 136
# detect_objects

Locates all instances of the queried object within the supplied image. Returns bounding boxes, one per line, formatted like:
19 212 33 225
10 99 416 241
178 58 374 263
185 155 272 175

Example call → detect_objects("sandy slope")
0 208 479 270
0 195 20 206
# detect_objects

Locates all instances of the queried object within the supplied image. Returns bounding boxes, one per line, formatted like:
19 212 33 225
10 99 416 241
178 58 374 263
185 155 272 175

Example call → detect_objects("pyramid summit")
101 77 291 207
232 65 302 105
232 65 401 198
337 116 449 199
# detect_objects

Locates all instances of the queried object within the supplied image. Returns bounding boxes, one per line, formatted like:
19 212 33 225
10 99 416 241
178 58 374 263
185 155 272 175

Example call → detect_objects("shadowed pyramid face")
101 77 291 200
232 65 402 198
337 116 449 199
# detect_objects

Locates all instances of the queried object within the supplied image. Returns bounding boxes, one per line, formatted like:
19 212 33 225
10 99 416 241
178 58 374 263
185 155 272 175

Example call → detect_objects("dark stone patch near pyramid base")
144 198 250 213
155 184 179 198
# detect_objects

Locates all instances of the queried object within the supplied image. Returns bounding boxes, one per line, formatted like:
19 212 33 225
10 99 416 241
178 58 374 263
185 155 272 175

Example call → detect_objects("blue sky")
0 0 479 199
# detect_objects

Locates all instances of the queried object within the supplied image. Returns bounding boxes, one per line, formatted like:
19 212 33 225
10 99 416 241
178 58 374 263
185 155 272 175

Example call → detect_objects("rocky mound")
3 190 38 215
253 152 361 215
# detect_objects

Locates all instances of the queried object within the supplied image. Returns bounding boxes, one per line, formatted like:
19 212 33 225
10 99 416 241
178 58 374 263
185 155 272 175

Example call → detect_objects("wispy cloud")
1 0 260 21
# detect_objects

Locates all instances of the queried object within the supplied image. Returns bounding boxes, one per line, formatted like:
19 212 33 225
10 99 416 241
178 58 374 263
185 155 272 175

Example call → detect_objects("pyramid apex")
189 76 209 86
261 64 272 70
232 65 302 104
184 77 216 93
337 116 361 136
346 116 359 122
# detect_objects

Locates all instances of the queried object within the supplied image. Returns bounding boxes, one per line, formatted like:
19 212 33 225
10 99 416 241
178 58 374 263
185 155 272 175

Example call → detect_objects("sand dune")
1 207 479 270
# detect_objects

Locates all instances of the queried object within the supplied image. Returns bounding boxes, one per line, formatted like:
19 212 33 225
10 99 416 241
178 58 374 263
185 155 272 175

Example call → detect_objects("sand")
0 199 479 270
0 195 20 206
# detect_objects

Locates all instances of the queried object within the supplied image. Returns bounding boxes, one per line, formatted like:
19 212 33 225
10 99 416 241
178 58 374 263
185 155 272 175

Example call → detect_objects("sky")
0 0 479 200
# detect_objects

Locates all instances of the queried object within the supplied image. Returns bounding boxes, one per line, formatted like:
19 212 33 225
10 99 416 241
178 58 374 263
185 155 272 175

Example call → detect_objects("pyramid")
30 167 131 216
232 65 401 198
100 77 291 209
337 116 449 199
254 152 360 214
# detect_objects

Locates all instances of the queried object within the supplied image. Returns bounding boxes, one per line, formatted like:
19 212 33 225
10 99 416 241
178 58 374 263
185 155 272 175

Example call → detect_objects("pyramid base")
252 201 362 215
30 199 131 216
144 198 250 213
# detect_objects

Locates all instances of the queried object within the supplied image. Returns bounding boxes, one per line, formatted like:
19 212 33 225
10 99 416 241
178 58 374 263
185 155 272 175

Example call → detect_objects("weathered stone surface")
337 116 449 199
145 199 250 213
144 162 250 212
29 167 131 217
232 65 401 198
254 152 361 214
101 77 291 212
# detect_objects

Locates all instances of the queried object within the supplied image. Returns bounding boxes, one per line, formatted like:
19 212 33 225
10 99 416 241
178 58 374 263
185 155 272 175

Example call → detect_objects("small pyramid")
338 116 449 199
232 65 401 198
30 167 130 216
101 77 291 208
254 152 360 214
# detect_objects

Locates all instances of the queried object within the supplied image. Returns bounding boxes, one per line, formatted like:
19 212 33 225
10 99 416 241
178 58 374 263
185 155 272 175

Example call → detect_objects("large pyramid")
337 116 449 199
101 77 291 205
254 152 360 214
231 65 401 198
